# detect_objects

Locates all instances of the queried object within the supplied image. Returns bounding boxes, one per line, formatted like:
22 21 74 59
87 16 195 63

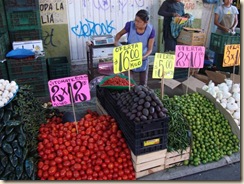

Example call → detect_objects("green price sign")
113 42 143 74
152 53 175 79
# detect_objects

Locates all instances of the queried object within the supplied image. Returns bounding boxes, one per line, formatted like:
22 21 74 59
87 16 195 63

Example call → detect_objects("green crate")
0 8 7 33
209 32 240 54
14 74 49 97
6 10 41 31
9 29 42 42
173 68 188 79
3 0 39 11
47 57 71 80
0 32 10 60
0 61 9 80
7 57 48 80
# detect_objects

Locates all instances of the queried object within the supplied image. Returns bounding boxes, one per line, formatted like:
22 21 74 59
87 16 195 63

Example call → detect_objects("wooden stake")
185 68 191 94
161 66 165 99
69 86 78 134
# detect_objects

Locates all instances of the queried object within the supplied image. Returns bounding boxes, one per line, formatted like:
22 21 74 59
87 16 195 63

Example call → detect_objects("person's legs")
139 68 149 86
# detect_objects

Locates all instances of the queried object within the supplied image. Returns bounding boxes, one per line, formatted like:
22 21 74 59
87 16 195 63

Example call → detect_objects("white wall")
67 0 160 63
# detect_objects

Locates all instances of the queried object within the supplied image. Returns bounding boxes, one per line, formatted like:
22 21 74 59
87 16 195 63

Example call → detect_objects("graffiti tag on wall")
40 0 67 25
71 19 116 37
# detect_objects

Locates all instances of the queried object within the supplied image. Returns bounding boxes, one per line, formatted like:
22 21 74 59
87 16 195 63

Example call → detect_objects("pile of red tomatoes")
37 111 136 180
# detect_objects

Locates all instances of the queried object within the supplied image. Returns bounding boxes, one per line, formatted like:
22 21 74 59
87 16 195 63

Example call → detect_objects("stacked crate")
0 0 10 79
7 57 49 97
209 32 240 73
3 0 49 97
4 0 42 42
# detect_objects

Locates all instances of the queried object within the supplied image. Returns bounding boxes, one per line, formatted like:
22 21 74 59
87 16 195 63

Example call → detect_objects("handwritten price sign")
113 42 143 74
152 53 175 79
223 44 240 67
175 45 205 68
48 75 91 107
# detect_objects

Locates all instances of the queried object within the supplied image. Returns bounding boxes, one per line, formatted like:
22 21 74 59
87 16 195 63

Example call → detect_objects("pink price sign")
175 45 205 68
48 75 91 107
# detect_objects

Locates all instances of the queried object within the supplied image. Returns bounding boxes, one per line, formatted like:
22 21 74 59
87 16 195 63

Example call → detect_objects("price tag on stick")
48 75 91 107
161 66 165 99
223 44 240 67
113 42 143 74
152 53 175 79
175 45 205 68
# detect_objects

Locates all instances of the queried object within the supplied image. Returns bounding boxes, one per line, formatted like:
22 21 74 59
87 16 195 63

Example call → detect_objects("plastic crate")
214 53 239 74
9 29 42 42
96 85 106 107
0 61 9 80
209 32 240 54
6 10 41 31
14 74 49 97
173 68 188 79
47 57 70 80
3 0 39 11
0 9 7 33
0 32 10 60
103 98 169 155
7 57 48 80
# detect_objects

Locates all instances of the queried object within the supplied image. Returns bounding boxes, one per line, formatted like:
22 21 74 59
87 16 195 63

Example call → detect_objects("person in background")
214 0 239 34
114 9 155 86
158 0 185 52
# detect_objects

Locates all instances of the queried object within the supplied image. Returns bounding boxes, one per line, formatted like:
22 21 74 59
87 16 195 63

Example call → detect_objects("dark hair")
136 9 149 22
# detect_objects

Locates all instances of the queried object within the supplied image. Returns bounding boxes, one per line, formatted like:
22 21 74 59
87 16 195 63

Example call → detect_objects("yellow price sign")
152 53 175 79
223 44 240 67
113 42 143 74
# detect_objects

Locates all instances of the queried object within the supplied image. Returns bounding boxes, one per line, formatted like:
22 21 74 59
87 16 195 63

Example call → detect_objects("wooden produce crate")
131 149 167 178
165 147 191 169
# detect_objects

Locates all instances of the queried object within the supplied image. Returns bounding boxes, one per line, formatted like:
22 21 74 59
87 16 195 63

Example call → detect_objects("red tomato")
48 166 57 176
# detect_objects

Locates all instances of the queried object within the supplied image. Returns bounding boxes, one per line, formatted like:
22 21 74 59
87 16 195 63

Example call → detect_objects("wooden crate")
165 147 191 169
131 149 167 178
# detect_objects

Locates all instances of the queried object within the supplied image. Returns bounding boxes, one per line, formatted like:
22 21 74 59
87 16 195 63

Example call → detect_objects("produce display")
202 79 240 128
37 111 136 180
0 85 46 180
100 75 134 87
171 93 239 166
116 85 168 122
0 79 18 108
154 91 190 153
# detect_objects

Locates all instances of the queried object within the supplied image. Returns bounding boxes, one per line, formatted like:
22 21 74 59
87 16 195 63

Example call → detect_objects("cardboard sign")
223 44 240 67
152 53 175 79
175 45 205 68
48 75 90 107
113 42 143 74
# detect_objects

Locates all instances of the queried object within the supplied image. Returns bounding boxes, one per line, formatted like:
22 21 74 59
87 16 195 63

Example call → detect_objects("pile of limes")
172 93 240 166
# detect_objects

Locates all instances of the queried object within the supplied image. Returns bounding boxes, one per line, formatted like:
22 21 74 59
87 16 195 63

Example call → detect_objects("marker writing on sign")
223 44 240 66
175 46 205 68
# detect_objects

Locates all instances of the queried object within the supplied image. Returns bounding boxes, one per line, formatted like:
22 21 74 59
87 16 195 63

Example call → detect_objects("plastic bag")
6 49 35 59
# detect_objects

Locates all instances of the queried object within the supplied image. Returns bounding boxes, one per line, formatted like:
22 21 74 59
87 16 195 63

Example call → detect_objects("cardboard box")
177 27 206 46
205 70 240 84
12 40 43 52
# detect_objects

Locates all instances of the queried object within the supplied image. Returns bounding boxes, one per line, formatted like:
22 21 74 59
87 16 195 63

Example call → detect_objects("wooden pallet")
165 147 191 169
131 149 167 178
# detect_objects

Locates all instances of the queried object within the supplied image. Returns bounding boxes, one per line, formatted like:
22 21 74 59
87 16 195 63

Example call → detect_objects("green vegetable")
25 158 34 178
2 141 13 154
15 165 23 180
9 155 18 168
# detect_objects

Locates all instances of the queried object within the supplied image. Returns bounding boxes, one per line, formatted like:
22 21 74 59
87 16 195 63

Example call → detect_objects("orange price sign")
223 44 240 67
